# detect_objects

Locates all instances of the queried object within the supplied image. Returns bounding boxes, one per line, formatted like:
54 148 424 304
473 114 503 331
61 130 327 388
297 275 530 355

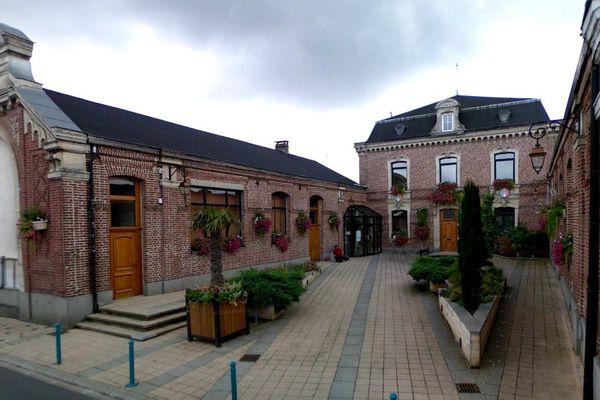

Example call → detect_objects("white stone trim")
435 153 460 186
490 148 519 185
190 179 244 191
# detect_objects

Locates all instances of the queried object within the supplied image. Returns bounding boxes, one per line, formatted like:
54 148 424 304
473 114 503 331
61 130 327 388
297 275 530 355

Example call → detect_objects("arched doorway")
309 196 322 261
109 177 143 299
344 206 382 257
0 136 21 289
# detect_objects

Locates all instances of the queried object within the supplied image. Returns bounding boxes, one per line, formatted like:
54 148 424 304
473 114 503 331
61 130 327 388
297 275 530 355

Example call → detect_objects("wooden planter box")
186 299 249 347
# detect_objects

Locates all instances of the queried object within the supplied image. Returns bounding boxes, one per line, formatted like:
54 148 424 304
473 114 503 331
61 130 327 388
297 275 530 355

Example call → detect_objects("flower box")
31 220 48 231
186 300 249 347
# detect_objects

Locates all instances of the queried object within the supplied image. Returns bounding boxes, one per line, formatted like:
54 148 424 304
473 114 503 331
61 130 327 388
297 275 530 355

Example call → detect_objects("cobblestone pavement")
0 253 583 399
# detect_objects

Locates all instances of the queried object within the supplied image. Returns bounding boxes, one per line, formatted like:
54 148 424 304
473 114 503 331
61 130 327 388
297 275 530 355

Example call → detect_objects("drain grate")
240 354 261 362
456 383 481 393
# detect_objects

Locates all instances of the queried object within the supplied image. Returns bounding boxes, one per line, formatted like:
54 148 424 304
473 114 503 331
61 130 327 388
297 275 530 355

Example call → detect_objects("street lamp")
527 125 549 174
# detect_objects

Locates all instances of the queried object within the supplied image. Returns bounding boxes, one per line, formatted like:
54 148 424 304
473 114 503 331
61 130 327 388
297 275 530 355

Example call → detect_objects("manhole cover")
240 354 260 362
456 383 481 393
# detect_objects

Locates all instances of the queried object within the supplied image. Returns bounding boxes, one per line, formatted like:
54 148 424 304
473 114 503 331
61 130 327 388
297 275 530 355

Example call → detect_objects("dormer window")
432 98 463 135
441 113 454 132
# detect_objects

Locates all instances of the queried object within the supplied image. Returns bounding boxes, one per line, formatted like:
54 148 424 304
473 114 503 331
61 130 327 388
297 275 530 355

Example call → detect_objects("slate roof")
43 89 357 186
366 95 550 143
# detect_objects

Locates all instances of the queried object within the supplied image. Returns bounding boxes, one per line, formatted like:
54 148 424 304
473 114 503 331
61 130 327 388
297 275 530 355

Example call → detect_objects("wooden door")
109 178 142 299
309 197 321 262
439 209 458 252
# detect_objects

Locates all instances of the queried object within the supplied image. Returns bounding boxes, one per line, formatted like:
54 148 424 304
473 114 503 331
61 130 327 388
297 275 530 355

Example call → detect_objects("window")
110 178 138 227
191 187 242 235
441 113 454 132
391 210 408 237
494 152 515 180
439 157 457 183
495 207 515 232
272 192 288 234
391 161 408 188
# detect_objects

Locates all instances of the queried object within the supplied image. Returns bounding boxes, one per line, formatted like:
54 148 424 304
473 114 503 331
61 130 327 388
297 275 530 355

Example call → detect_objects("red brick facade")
356 126 556 249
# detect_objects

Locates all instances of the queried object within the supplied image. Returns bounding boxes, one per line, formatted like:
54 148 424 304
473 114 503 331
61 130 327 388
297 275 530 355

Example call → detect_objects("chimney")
275 140 289 154
0 23 36 89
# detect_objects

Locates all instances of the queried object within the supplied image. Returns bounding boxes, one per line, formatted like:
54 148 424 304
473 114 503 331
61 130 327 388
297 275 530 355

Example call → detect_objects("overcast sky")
2 0 585 182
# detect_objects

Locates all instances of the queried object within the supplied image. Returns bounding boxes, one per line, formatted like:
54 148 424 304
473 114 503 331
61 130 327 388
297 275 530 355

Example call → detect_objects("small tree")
192 207 240 287
481 193 496 259
459 181 486 313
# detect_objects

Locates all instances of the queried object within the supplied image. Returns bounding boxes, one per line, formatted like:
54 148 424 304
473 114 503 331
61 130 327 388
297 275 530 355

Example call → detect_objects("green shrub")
239 267 304 311
185 281 247 305
508 224 529 253
409 256 457 282
445 263 504 304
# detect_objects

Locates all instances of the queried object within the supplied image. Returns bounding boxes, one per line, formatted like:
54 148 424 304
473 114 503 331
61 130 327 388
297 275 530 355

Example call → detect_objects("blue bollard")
54 323 61 365
390 393 398 400
125 338 138 388
230 361 238 400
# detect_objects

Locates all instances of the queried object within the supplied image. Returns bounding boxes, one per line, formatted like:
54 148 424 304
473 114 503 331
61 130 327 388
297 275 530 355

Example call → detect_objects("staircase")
76 291 187 341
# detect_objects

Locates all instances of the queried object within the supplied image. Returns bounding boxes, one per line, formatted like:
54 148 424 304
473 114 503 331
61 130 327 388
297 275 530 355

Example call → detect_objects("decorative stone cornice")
354 124 554 155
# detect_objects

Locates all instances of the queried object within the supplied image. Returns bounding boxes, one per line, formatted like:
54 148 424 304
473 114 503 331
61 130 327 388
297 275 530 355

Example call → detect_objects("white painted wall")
0 133 21 289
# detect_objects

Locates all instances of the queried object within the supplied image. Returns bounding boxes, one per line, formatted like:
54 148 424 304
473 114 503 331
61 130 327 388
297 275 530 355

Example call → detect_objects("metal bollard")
230 361 238 400
54 323 62 365
125 339 138 388
390 393 398 400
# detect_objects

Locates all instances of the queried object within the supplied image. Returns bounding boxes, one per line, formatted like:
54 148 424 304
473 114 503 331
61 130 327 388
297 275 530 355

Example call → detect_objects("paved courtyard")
0 253 583 399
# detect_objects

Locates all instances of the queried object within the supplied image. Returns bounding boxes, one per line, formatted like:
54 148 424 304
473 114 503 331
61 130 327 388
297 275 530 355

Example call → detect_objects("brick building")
0 24 370 326
355 95 556 250
549 0 600 395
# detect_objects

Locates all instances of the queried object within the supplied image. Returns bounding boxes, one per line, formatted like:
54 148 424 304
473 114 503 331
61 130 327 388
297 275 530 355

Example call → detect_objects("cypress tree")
459 181 486 313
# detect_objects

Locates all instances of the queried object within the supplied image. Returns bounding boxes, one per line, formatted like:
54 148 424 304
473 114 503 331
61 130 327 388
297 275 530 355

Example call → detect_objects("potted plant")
390 183 406 202
327 212 341 232
295 211 312 235
185 281 249 346
253 211 272 237
187 207 248 346
414 207 429 240
492 178 515 191
272 233 290 252
432 182 459 204
393 231 409 246
18 207 47 240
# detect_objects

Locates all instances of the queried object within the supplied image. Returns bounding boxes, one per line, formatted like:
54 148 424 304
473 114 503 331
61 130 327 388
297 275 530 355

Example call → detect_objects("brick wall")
357 127 556 246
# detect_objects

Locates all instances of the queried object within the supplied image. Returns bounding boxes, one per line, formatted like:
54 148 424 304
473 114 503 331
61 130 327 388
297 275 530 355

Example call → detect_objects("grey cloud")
3 0 496 107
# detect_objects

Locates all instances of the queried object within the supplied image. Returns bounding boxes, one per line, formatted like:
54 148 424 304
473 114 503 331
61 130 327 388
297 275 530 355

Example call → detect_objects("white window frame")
388 158 410 191
436 154 460 185
441 112 454 132
490 149 519 184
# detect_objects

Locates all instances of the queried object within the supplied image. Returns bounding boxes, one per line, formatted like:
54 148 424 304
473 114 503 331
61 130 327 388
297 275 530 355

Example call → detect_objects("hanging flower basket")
327 212 341 232
272 233 290 252
492 179 515 191
222 238 242 253
191 237 210 255
253 211 272 237
431 182 459 204
18 207 47 240
295 211 312 235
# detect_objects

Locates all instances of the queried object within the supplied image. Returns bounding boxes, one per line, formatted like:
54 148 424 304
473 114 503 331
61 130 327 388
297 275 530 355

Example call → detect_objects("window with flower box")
391 160 408 189
494 152 515 180
439 157 457 184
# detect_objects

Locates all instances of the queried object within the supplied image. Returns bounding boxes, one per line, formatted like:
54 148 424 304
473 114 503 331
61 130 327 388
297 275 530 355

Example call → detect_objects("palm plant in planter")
187 207 248 346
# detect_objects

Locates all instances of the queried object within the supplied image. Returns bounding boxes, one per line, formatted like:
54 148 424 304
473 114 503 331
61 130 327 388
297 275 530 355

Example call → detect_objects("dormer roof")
365 95 549 143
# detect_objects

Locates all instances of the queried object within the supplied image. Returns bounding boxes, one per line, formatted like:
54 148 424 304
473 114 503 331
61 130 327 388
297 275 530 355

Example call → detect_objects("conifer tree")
459 181 486 313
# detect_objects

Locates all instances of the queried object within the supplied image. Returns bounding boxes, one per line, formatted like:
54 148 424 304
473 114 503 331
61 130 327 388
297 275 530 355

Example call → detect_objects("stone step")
87 311 186 330
75 320 187 341
99 292 186 320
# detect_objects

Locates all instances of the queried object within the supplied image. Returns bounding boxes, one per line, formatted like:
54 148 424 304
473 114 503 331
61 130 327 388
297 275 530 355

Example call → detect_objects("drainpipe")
87 143 99 313
583 63 600 400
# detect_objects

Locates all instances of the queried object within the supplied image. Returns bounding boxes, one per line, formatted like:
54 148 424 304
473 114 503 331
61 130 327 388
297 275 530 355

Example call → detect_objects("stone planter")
186 299 249 347
438 280 506 367
302 269 321 288
429 280 447 294
255 304 285 321
32 220 48 231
